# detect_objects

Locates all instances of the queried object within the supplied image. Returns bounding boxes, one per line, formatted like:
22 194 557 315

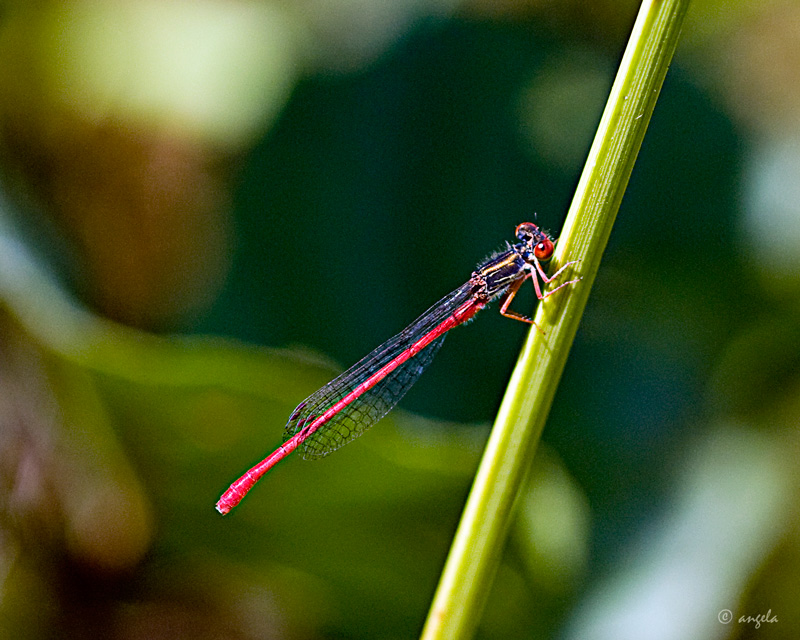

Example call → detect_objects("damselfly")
217 222 579 514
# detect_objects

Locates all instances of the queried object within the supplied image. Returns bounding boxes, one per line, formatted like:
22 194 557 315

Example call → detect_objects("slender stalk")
420 1 692 638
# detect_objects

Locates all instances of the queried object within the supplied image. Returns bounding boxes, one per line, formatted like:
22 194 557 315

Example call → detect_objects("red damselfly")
217 222 579 514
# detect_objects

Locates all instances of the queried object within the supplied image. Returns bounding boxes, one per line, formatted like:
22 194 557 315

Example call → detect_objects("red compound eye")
533 238 554 261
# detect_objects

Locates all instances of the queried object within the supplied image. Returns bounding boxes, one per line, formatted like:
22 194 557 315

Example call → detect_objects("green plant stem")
420 1 692 638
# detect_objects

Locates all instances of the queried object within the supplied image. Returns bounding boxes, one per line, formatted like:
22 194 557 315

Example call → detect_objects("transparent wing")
283 282 477 460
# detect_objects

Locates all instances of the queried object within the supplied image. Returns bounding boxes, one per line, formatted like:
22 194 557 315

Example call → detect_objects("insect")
217 222 579 514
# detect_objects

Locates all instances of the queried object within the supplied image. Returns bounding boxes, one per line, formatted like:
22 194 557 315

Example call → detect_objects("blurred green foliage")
0 211 589 638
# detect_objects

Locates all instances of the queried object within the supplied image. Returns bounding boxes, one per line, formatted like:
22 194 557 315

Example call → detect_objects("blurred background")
0 0 798 638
